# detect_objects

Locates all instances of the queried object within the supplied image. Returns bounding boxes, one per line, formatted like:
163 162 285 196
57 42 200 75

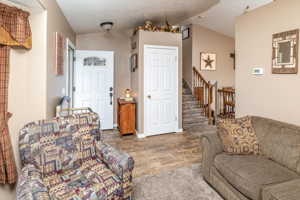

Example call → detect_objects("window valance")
0 2 32 49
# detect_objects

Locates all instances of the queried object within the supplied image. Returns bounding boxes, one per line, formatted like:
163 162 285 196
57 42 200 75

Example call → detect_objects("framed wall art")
182 28 190 40
131 42 137 50
55 32 66 76
272 29 299 74
200 52 217 71
130 53 138 72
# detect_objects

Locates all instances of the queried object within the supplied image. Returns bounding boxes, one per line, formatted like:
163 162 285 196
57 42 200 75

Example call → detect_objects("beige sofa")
201 116 300 200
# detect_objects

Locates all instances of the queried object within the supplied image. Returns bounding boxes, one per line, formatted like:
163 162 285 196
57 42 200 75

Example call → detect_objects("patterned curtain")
0 3 32 184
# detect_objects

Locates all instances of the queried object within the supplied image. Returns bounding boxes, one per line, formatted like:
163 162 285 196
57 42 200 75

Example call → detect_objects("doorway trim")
73 50 115 130
143 45 179 137
66 38 76 108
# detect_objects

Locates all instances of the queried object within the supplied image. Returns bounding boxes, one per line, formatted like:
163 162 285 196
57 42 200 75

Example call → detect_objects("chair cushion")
19 112 101 176
214 154 299 200
43 159 123 200
217 116 260 155
39 121 82 176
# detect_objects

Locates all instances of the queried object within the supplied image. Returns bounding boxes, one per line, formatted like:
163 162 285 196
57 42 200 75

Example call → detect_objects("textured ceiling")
183 0 273 38
56 0 219 34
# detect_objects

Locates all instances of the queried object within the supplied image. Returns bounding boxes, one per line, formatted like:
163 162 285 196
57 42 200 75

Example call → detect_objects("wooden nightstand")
117 98 136 136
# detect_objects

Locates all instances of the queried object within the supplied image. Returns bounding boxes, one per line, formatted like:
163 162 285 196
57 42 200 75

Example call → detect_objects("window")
83 57 106 66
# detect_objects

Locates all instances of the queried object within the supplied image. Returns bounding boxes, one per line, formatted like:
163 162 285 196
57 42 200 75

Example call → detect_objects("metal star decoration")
204 55 214 68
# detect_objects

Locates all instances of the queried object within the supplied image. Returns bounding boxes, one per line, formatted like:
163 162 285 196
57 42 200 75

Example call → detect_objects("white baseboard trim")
136 132 147 139
137 130 182 138
175 128 183 133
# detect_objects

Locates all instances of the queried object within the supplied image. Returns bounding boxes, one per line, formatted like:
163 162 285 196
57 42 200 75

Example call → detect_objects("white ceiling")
56 0 219 34
1 0 44 12
184 0 273 38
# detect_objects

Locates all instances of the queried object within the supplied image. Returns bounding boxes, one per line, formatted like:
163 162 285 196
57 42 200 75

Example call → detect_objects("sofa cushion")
214 154 299 200
262 179 300 200
252 116 300 173
217 116 260 155
44 159 123 200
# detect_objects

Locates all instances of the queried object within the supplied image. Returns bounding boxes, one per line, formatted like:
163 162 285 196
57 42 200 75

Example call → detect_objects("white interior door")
74 50 114 130
144 45 179 136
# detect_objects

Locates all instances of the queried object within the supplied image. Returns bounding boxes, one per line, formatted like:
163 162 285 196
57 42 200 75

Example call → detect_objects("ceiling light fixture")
244 5 251 13
100 22 114 32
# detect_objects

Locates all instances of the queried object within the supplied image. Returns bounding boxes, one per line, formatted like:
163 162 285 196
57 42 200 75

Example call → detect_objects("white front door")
144 45 179 136
74 50 114 130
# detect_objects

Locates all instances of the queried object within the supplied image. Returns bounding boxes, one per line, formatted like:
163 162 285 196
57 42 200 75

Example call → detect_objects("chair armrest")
95 141 134 180
16 164 50 200
200 133 223 182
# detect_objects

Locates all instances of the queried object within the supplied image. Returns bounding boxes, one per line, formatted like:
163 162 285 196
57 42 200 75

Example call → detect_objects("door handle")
147 95 151 99
110 92 113 105
109 87 113 105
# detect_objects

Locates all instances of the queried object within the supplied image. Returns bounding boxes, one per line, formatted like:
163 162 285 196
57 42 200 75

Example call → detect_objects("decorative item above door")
272 29 299 74
200 52 217 71
133 20 180 35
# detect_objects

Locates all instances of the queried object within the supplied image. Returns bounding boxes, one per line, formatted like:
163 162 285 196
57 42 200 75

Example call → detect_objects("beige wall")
132 30 183 134
0 0 75 199
182 25 193 89
76 32 131 124
130 33 140 129
0 6 47 200
192 24 235 88
235 0 300 125
40 0 76 118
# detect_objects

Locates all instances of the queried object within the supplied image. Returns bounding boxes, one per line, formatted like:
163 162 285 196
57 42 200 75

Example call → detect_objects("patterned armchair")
16 112 134 200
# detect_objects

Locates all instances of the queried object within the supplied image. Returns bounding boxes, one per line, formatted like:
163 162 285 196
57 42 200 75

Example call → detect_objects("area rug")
133 164 223 200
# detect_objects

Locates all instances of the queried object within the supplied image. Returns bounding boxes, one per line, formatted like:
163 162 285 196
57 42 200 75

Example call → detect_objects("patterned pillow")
217 116 260 155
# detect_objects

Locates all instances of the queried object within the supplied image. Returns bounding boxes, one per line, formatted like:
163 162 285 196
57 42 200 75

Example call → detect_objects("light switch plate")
61 88 66 95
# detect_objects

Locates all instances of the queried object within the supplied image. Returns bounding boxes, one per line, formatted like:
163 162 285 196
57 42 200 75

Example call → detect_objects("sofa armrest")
95 141 134 180
200 133 223 182
16 164 50 200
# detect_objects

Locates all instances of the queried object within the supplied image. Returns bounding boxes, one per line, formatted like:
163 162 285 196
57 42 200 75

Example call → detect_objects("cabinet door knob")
147 95 151 99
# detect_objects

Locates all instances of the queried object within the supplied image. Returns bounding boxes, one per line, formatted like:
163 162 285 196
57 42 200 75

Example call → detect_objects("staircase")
182 81 209 131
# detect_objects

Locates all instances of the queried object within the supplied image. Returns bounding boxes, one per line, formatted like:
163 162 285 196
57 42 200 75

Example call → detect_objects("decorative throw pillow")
217 116 260 155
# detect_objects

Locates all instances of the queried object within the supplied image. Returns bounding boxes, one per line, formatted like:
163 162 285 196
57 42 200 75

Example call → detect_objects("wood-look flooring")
102 128 215 178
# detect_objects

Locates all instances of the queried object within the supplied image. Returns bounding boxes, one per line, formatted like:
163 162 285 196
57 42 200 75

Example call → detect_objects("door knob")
147 95 151 99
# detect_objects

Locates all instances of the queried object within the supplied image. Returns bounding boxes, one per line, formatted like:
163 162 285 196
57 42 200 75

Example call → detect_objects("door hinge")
73 56 76 62
72 86 76 92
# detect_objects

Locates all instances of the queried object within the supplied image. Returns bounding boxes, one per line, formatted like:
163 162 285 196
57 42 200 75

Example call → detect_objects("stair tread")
183 112 204 117
182 83 210 129
183 114 206 119
183 109 204 114
183 118 208 123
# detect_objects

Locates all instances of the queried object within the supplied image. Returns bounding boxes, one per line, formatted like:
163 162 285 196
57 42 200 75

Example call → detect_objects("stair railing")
217 87 235 119
192 67 216 124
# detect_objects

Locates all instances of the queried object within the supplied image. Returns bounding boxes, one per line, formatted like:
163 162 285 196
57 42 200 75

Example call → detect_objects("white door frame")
143 45 179 137
66 38 76 108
